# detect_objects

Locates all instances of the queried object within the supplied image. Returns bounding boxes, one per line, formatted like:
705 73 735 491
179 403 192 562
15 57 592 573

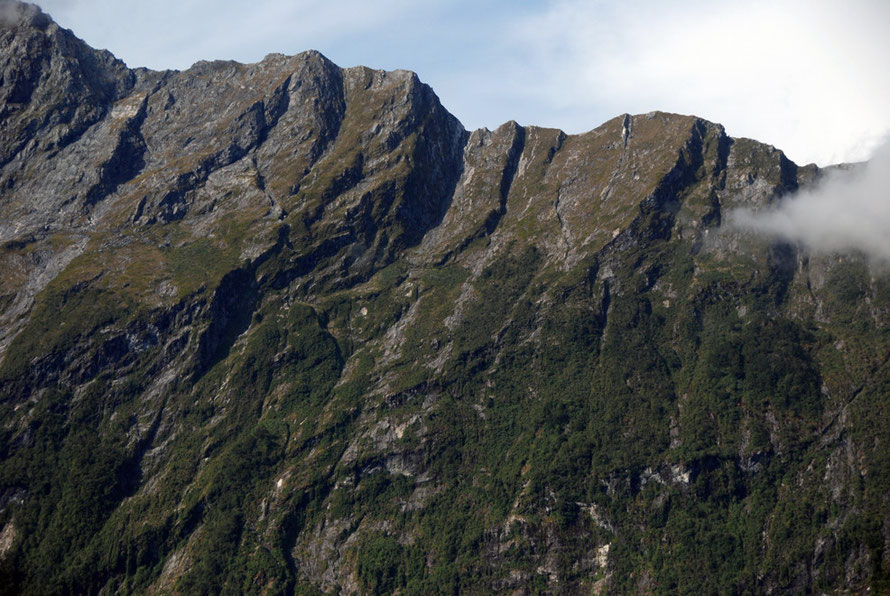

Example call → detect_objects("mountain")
1 2 889 593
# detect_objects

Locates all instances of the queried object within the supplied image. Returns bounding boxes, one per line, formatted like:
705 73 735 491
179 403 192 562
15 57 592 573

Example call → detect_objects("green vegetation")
1 42 887 593
5 202 887 593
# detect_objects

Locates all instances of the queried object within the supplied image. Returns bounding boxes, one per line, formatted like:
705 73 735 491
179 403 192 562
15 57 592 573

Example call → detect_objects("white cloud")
728 139 890 262
501 0 890 165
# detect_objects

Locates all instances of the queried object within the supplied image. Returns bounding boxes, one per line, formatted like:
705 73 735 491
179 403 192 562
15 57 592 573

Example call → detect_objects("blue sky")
35 0 890 166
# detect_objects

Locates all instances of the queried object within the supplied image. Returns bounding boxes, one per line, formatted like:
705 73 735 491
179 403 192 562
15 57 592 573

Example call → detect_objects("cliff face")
2 2 889 594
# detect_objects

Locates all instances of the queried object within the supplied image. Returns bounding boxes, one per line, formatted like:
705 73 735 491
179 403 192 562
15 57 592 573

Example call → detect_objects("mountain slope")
1 2 889 593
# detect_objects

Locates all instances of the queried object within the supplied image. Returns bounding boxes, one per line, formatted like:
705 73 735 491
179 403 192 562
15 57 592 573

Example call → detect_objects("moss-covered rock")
1 3 889 594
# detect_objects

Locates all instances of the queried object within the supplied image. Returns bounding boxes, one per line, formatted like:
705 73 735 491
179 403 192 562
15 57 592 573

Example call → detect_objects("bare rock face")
2 2 889 594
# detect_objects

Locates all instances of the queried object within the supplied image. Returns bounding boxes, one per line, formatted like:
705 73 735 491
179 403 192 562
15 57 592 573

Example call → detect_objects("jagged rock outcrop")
1 2 889 594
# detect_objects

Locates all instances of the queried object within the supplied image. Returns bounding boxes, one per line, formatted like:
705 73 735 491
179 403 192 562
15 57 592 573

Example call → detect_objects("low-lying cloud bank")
728 140 890 263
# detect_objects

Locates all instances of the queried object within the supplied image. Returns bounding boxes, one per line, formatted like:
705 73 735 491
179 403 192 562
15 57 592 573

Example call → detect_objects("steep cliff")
1 2 889 594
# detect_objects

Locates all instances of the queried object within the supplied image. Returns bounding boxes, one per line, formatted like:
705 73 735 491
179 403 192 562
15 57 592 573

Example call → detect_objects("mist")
728 140 890 263
0 0 43 26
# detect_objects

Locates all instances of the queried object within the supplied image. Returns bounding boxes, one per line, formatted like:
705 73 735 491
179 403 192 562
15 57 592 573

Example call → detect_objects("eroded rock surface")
1 2 889 594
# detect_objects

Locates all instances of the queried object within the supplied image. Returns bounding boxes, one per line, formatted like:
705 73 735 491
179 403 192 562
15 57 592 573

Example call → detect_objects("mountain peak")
1 11 886 596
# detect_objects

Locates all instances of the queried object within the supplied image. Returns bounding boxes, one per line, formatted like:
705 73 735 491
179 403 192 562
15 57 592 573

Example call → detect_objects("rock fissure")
0 5 886 594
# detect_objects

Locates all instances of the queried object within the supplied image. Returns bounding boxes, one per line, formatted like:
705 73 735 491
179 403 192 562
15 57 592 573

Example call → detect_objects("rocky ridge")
1 2 889 594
